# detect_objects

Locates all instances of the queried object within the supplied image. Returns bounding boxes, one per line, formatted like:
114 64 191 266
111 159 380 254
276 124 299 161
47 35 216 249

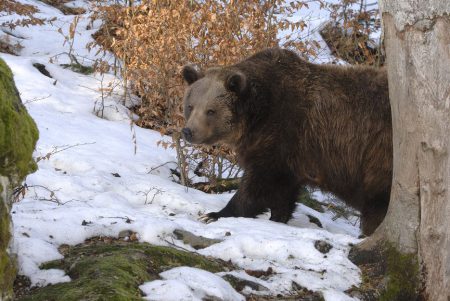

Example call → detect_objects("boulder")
0 58 38 301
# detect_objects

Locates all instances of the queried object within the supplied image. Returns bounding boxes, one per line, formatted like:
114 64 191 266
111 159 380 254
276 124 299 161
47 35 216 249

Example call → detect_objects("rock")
245 267 274 278
81 220 92 226
0 58 38 301
222 274 268 292
32 63 52 78
173 229 222 250
291 281 325 301
314 240 333 254
0 59 39 181
118 230 133 239
16 239 230 300
307 215 323 228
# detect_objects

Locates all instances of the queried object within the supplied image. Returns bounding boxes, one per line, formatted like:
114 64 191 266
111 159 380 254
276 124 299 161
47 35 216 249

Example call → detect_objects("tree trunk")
363 1 450 300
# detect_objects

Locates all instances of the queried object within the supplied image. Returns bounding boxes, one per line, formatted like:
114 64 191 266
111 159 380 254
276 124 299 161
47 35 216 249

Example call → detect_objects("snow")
278 0 381 64
140 267 245 301
1 1 363 300
277 0 339 63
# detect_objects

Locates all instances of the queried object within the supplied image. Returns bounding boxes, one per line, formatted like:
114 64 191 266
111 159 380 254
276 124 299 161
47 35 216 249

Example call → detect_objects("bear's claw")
198 213 219 224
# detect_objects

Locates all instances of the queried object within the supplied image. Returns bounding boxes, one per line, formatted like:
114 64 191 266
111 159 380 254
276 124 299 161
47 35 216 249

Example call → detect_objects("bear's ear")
225 71 247 95
182 65 203 85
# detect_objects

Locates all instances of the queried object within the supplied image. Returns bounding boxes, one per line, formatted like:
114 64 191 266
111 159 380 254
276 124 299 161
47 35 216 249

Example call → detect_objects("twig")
36 142 96 162
27 184 71 205
139 187 165 205
12 183 27 203
147 161 177 174
98 216 133 223
24 94 51 104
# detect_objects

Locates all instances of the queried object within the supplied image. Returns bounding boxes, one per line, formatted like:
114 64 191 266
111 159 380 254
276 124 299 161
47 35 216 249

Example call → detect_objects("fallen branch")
36 142 96 162
28 184 71 205
138 187 165 205
192 177 240 193
147 161 177 174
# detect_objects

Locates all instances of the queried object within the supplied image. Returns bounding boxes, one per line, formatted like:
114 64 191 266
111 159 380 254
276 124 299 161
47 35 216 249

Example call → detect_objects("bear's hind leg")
360 192 390 235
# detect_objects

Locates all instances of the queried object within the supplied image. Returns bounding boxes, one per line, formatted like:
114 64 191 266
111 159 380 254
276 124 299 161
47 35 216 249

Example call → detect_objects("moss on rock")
379 244 420 301
0 58 38 301
17 239 229 301
0 183 17 301
347 242 421 301
0 58 39 182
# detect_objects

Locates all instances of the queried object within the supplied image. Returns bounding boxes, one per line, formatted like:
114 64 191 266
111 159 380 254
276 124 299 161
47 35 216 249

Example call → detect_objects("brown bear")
181 48 392 235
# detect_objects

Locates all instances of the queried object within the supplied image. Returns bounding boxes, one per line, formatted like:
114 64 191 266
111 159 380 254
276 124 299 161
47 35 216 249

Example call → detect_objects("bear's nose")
182 127 193 141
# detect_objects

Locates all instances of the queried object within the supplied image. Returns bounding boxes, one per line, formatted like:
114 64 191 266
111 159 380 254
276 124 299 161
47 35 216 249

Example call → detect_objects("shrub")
321 0 384 66
90 0 318 189
91 0 318 132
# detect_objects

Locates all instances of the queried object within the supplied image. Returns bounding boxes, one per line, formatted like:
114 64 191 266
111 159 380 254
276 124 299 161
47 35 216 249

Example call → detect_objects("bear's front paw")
198 212 220 224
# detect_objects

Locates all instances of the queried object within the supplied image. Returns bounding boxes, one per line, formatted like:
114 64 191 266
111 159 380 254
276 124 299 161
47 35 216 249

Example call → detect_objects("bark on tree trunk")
362 1 450 300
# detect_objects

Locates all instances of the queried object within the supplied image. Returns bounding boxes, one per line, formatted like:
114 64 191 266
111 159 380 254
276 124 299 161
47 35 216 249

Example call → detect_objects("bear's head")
181 65 248 146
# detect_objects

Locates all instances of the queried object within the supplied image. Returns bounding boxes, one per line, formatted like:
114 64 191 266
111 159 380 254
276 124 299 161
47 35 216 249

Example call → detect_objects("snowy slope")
1 1 361 300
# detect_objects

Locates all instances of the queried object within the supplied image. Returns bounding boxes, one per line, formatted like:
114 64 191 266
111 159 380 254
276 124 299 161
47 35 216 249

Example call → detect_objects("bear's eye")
187 105 193 112
207 109 216 116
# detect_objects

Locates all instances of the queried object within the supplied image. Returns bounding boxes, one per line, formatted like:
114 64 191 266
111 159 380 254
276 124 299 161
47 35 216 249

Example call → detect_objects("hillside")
1 1 363 300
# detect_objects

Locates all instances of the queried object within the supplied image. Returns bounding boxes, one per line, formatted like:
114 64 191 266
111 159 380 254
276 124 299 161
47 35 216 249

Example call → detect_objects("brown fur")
182 48 392 235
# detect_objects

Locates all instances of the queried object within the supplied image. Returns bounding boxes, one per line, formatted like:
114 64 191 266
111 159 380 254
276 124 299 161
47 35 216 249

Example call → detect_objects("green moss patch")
60 63 94 75
0 58 39 183
1 58 38 301
0 199 16 299
347 242 420 301
17 238 230 301
297 187 324 213
379 244 420 301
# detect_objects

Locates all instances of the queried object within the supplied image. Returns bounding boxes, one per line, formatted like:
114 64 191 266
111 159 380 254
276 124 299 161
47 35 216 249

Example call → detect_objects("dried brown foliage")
0 0 53 29
0 0 39 17
91 0 319 133
0 34 23 55
89 0 320 190
40 0 87 15
321 0 384 66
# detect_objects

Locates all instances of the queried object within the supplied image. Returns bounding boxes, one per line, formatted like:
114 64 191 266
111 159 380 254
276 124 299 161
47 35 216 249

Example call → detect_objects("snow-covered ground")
1 1 363 300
